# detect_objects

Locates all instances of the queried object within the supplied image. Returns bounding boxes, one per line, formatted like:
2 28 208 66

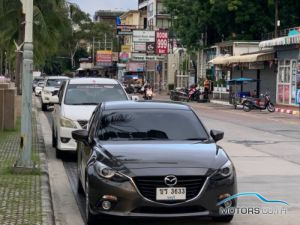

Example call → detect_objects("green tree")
163 0 300 50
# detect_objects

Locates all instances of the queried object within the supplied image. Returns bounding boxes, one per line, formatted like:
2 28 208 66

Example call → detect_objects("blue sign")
116 17 121 25
296 89 300 105
288 29 300 36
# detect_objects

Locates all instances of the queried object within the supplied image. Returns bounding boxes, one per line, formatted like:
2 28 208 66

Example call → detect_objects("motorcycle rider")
204 77 210 100
142 81 153 100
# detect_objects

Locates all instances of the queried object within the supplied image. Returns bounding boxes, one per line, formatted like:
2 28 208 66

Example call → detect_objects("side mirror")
72 129 89 145
131 95 139 101
210 130 224 142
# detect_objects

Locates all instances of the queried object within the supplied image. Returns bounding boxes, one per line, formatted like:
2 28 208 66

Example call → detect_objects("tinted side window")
88 106 101 141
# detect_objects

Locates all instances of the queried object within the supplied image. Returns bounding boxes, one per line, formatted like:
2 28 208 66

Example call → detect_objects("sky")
68 0 138 17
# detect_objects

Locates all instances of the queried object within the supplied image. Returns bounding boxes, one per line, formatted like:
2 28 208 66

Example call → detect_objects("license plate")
156 187 186 201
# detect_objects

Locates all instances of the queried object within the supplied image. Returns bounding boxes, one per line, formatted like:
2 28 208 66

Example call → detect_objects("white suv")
52 77 130 158
41 76 69 111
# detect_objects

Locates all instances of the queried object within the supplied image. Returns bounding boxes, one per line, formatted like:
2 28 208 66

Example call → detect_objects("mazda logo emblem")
164 175 177 187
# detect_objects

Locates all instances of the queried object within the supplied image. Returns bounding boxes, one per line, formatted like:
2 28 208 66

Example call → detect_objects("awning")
209 52 274 65
259 35 300 48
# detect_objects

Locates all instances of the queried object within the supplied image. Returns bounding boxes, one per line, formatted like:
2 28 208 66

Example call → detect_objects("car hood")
43 86 59 92
62 105 97 121
98 142 229 176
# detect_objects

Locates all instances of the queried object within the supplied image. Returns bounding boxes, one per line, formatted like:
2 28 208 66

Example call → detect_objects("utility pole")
15 0 34 169
274 0 279 38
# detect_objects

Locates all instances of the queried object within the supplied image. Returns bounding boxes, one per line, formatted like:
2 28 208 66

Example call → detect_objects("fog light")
60 137 71 143
218 193 232 207
102 201 112 210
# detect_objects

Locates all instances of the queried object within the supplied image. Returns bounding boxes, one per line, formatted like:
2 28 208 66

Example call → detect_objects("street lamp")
15 0 34 170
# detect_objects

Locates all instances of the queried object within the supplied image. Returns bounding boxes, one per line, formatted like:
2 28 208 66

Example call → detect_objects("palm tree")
0 0 71 93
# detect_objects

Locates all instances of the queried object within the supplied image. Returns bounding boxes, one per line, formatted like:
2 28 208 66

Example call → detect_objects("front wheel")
243 101 252 112
267 103 275 112
41 103 47 111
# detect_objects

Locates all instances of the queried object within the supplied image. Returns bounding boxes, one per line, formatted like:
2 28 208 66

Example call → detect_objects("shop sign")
119 52 129 62
131 53 165 61
146 42 156 55
156 31 169 54
133 30 155 42
112 52 119 62
96 50 112 66
134 42 146 52
121 45 131 53
127 62 145 72
117 25 136 35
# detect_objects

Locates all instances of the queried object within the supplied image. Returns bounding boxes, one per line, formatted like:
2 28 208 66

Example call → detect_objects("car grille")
77 120 88 129
133 176 206 204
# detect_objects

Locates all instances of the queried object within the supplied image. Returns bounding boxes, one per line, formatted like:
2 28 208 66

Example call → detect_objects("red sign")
156 31 169 54
96 50 112 66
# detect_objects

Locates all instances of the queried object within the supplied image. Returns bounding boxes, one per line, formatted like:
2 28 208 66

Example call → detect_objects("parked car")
34 81 45 96
72 101 237 225
32 77 45 91
52 77 131 158
41 76 69 111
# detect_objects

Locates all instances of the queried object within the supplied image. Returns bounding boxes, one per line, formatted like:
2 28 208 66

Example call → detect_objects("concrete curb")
275 107 300 115
33 100 55 225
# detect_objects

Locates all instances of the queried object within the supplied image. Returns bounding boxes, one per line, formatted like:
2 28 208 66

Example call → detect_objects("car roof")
69 77 119 85
103 101 191 111
46 76 69 80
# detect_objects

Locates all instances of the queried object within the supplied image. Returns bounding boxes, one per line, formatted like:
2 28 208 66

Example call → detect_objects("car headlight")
94 161 127 181
212 160 233 180
60 117 77 128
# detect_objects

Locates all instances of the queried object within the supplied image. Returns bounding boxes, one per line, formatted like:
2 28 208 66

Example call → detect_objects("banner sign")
127 62 145 72
156 31 169 54
119 52 129 63
96 50 112 66
134 42 146 52
121 45 131 53
133 30 155 42
146 42 156 55
131 53 165 61
117 25 136 35
112 52 119 62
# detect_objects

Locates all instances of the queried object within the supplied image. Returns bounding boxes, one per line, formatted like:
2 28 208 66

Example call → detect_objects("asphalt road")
41 98 300 225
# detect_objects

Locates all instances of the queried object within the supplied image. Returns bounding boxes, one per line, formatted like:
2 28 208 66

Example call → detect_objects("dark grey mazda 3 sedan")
72 101 237 225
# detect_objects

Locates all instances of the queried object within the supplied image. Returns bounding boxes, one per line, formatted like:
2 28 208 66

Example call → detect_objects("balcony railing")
261 26 300 40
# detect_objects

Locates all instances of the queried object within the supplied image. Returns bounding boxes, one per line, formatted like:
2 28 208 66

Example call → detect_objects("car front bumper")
87 169 237 218
57 126 77 151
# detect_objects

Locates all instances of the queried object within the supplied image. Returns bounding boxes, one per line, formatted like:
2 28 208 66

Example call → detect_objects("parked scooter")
170 85 201 102
242 93 275 112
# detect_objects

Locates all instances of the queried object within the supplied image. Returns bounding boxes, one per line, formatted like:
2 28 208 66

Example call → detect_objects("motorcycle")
143 87 153 100
170 86 201 102
242 93 275 112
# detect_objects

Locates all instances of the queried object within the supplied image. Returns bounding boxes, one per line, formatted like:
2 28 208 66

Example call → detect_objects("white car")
41 76 69 111
34 81 45 96
52 77 130 158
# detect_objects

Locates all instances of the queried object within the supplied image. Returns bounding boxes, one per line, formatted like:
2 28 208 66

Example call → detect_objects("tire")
56 148 63 159
41 103 47 111
243 101 252 112
52 126 57 148
267 103 275 112
212 215 234 223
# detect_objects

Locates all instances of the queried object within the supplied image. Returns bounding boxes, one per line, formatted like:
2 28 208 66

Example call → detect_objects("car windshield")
46 79 67 87
97 109 209 141
64 84 128 105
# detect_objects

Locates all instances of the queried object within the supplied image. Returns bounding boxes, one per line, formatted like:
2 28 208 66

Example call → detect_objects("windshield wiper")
183 138 209 142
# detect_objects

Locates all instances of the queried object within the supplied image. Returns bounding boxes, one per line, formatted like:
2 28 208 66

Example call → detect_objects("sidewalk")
154 92 300 116
0 109 53 225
